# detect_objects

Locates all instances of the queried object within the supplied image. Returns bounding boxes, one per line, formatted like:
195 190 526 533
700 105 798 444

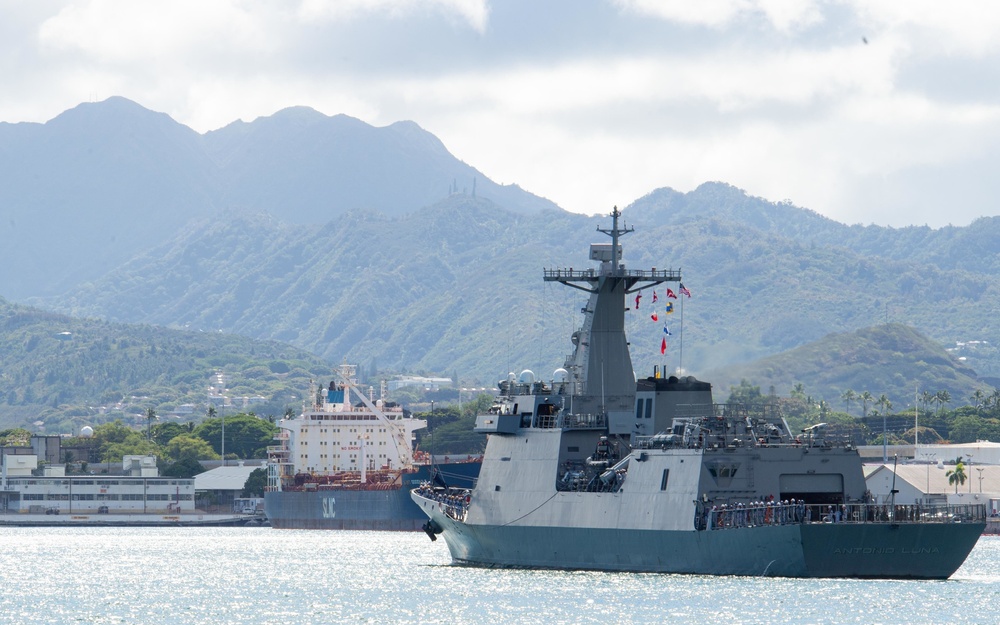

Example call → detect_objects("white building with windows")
0 454 194 514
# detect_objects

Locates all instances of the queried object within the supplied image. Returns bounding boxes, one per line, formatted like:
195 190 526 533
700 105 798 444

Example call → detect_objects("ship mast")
597 206 632 274
543 207 681 434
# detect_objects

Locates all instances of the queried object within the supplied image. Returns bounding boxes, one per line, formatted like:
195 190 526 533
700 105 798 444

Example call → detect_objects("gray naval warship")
412 207 986 578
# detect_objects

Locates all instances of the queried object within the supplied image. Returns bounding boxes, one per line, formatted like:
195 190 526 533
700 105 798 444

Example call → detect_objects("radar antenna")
596 206 633 272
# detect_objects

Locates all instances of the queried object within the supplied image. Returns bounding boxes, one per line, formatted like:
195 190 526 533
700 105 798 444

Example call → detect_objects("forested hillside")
0 298 331 431
42 187 1000 398
706 323 984 410
8 99 1000 422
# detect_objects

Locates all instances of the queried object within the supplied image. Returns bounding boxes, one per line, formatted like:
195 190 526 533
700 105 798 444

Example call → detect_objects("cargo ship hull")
266 462 479 530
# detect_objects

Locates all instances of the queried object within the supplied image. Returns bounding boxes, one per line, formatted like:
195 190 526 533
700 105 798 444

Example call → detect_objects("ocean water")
0 527 996 625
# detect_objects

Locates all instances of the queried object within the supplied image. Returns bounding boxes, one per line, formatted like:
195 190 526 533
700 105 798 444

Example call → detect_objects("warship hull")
266 462 479 530
417 500 984 578
413 208 986 578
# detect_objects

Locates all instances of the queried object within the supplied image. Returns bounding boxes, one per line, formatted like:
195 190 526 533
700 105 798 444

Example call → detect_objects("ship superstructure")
412 208 986 577
265 363 478 530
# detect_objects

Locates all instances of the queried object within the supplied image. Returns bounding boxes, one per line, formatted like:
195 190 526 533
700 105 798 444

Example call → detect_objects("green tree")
841 389 856 416
877 394 892 417
988 390 1000 417
921 390 935 414
859 391 874 418
935 390 951 414
92 420 134 445
0 428 31 447
790 382 807 401
145 407 157 440
462 393 494 418
416 406 485 455
164 434 219 463
151 421 189 447
726 379 764 405
242 468 267 497
161 457 206 478
949 415 982 443
102 436 160 463
970 389 986 411
89 420 161 462
193 414 278 458
946 460 967 493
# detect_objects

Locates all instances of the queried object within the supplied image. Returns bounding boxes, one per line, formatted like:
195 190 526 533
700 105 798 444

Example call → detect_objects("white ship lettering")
833 546 940 555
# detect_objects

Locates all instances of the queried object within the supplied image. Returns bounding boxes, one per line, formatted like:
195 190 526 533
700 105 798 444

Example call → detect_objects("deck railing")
699 502 987 531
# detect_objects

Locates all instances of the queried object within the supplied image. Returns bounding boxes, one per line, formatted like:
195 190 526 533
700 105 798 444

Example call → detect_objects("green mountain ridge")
7 99 1000 425
38 188 1000 396
705 323 985 410
0 297 332 432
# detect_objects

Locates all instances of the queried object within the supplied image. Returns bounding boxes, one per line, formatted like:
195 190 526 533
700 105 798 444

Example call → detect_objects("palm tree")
841 389 856 416
877 394 892 417
791 382 806 400
947 459 967 494
145 407 157 440
921 390 934 412
928 393 940 415
860 391 874 418
935 390 951 414
877 394 892 459
970 389 986 410
989 389 1000 418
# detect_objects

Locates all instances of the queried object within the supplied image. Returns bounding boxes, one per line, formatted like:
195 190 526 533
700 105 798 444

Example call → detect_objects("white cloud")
615 0 753 28
756 0 823 33
5 0 1000 227
38 1 276 64
616 0 823 33
851 1 1000 57
296 0 489 32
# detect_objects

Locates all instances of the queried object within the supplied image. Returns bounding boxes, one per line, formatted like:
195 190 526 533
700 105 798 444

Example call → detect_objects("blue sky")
4 0 1000 227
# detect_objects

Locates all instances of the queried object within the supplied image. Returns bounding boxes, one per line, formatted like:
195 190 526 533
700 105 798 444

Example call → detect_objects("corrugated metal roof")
194 464 261 491
867 462 1000 496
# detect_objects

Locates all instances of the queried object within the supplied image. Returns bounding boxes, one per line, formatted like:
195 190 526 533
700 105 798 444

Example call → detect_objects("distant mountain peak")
49 96 179 130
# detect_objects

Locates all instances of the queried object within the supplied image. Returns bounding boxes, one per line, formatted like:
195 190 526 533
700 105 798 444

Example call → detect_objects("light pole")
923 452 935 496
977 468 985 493
882 412 888 463
428 401 435 458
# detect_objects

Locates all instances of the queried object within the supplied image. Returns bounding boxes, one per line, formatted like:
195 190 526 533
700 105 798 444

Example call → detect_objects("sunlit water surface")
0 527 996 624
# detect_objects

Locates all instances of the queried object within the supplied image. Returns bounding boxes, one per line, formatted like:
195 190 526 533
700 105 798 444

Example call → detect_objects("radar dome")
508 372 517 382
518 369 535 384
553 368 568 383
80 426 94 438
